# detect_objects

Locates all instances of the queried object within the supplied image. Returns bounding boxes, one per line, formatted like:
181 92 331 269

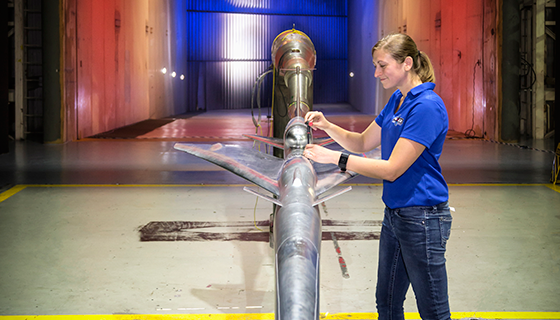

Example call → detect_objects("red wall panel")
75 0 152 138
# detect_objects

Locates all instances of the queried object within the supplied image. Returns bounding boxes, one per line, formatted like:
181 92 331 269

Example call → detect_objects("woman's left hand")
304 144 339 165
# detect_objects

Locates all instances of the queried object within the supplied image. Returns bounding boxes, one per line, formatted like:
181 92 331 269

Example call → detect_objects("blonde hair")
372 33 436 83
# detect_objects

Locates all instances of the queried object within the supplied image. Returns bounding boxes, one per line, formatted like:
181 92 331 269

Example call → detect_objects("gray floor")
0 109 559 318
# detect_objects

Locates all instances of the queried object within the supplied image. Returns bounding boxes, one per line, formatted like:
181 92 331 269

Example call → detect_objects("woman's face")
372 48 408 90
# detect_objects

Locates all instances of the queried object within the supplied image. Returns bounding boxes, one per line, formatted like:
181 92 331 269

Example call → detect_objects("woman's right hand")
304 111 330 131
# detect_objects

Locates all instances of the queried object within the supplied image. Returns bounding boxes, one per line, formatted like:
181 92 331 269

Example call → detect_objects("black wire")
520 56 537 89
250 66 273 128
465 60 481 138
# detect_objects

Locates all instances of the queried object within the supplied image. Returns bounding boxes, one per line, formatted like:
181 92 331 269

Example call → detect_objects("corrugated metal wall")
186 0 346 16
183 0 348 111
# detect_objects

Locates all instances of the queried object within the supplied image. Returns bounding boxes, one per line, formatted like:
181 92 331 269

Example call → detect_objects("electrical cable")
465 60 482 138
520 56 537 90
250 67 272 129
250 67 273 152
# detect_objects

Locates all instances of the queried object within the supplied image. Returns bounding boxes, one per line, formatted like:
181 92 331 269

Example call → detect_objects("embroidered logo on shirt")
392 115 404 126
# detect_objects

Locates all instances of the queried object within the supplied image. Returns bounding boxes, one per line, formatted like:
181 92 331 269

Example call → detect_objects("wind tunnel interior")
68 0 498 141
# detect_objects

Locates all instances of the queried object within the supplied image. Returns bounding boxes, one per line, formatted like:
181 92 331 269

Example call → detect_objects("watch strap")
338 153 349 172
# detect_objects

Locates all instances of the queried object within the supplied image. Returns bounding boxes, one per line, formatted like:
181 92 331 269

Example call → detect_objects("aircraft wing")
312 147 382 196
312 162 358 196
174 142 282 196
174 142 381 199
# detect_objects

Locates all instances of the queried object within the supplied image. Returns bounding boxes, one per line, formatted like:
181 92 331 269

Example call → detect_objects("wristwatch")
338 153 349 172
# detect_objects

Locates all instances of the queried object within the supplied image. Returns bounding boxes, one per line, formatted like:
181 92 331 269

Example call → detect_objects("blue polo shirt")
374 82 448 209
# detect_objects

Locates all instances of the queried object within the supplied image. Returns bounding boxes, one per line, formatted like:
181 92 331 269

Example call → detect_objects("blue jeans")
376 202 452 320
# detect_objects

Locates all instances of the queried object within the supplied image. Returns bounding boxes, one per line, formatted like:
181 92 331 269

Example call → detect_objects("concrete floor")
0 106 559 319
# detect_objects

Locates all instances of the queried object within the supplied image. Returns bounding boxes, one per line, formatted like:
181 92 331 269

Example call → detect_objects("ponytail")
415 51 436 83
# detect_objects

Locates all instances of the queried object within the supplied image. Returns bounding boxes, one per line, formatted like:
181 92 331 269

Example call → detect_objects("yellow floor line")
449 312 560 320
0 184 253 202
546 184 560 194
1 312 559 320
15 184 254 188
447 183 550 187
2 183 557 204
0 185 27 203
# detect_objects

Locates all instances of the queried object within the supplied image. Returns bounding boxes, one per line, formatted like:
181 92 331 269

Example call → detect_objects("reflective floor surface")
0 106 559 319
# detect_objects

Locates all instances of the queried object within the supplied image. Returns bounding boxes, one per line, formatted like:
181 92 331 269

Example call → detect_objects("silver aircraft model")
174 29 379 320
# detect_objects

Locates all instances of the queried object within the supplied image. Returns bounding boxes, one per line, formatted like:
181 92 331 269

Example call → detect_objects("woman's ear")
404 56 413 71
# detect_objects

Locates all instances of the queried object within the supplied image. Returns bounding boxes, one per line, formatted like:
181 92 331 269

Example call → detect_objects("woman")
303 33 452 320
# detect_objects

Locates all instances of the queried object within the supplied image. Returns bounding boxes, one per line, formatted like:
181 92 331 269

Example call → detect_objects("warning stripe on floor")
1 183 559 204
0 312 560 320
